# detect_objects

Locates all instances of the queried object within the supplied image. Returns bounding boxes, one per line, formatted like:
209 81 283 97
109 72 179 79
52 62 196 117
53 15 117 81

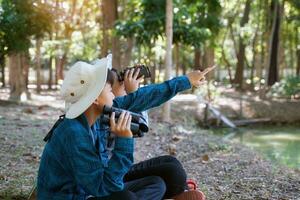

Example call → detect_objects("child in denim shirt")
37 55 213 200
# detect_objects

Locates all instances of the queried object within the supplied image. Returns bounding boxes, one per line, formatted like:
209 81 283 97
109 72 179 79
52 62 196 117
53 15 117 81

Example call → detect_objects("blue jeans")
88 176 166 200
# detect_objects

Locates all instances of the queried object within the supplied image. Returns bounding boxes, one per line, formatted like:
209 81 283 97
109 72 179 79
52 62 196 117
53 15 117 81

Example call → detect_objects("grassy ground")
0 101 59 199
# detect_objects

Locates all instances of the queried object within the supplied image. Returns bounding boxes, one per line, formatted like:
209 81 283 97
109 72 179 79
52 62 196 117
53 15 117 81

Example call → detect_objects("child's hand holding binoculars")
124 67 144 94
110 111 133 138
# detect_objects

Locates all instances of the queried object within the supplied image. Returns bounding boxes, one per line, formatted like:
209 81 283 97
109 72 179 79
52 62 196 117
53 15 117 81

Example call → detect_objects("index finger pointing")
201 65 216 76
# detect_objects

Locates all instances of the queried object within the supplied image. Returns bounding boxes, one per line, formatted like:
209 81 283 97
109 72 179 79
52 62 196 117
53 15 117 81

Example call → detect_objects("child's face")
111 71 127 97
95 83 115 109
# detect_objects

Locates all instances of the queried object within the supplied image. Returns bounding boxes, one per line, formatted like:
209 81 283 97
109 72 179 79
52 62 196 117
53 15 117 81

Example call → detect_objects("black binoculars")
117 65 151 82
101 105 149 137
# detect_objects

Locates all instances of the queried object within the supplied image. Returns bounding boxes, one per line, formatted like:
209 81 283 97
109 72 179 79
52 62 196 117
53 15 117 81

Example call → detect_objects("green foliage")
287 0 300 14
268 76 300 98
173 4 211 47
115 0 165 45
69 30 100 62
116 0 221 48
174 0 222 48
285 0 300 47
0 0 53 54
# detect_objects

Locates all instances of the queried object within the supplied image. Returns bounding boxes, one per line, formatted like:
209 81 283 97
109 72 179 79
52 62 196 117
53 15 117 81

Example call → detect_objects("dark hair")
111 68 118 74
111 68 124 82
106 69 115 85
110 68 119 81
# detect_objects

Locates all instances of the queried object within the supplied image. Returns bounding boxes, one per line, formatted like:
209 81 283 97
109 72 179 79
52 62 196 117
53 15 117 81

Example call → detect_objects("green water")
213 126 300 169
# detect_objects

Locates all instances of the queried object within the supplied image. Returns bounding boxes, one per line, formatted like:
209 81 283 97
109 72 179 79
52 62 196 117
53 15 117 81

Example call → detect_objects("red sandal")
172 190 206 200
187 179 198 190
171 179 206 200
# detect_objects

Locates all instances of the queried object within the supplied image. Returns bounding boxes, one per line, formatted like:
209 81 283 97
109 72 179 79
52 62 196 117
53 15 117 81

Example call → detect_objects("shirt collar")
75 113 90 131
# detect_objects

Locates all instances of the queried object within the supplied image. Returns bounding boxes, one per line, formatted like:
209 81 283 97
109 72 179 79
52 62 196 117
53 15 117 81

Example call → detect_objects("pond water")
213 126 300 169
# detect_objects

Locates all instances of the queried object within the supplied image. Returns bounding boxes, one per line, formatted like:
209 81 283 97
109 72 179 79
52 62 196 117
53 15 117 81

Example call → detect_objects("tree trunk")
182 52 186 75
203 47 215 79
36 38 42 93
175 43 180 76
101 27 109 57
57 54 66 82
278 36 285 79
278 2 285 79
222 49 233 83
233 0 251 89
162 0 173 122
0 54 5 87
151 64 156 83
158 57 163 80
22 52 31 99
203 47 214 101
296 49 300 76
194 48 202 70
123 38 134 67
138 45 141 63
147 45 155 83
258 0 270 99
250 30 258 88
55 57 59 85
289 27 295 76
54 0 76 85
267 0 281 86
101 0 117 28
111 0 120 70
54 0 59 86
48 56 53 89
182 64 186 75
229 24 239 57
297 49 300 76
221 30 233 84
8 53 28 101
296 26 300 76
112 36 121 70
20 52 30 91
101 0 120 69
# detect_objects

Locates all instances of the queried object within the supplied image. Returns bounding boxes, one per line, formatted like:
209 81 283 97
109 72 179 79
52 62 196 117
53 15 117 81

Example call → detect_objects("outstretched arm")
113 66 215 112
113 75 191 112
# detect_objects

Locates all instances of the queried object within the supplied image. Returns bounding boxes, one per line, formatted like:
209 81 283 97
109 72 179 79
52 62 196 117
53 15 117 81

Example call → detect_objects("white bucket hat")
61 54 112 119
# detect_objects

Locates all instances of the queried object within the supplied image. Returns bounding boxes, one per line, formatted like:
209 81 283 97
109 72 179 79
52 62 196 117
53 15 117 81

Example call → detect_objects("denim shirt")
37 76 191 200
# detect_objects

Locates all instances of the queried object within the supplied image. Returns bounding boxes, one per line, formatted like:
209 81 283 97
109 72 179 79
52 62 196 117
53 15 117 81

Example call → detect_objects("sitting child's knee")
161 155 183 167
148 176 167 193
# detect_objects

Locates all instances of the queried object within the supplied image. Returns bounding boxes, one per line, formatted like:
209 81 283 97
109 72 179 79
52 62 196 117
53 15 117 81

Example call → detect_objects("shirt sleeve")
140 111 149 126
113 75 191 112
64 126 134 197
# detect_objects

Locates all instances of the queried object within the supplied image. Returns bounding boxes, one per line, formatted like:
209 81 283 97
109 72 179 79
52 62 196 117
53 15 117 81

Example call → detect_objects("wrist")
186 73 193 85
113 130 133 138
125 86 138 94
120 132 133 138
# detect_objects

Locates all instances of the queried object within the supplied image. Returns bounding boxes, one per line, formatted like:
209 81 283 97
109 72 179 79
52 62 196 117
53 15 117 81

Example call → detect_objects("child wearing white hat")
37 54 214 200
